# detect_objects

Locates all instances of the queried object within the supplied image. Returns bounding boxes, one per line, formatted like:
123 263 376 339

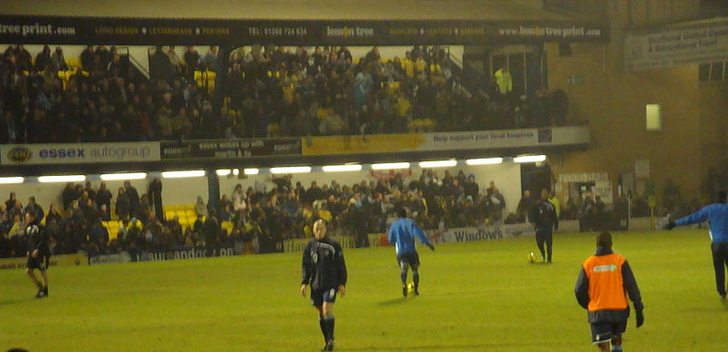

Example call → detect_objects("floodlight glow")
270 166 311 174
514 155 547 163
216 169 232 176
232 169 240 176
418 160 457 168
100 172 147 181
322 164 363 172
0 177 24 184
161 170 206 178
243 168 259 175
465 157 504 165
38 175 86 183
371 162 411 170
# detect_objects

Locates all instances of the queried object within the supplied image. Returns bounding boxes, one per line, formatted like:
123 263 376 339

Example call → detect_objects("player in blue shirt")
666 190 728 298
388 208 434 297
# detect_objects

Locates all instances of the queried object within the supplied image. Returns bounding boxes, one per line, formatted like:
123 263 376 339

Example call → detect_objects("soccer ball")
407 282 415 294
527 252 536 263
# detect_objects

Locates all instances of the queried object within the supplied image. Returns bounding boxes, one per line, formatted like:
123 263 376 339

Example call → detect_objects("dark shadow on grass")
0 298 29 306
376 297 408 306
340 341 552 351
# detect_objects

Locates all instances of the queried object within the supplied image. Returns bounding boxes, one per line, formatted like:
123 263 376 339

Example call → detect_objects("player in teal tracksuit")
666 190 728 298
388 208 434 297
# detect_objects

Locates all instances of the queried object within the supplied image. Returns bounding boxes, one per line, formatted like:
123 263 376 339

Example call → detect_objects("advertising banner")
302 127 589 156
0 142 160 165
161 138 301 160
89 252 132 265
426 223 536 244
0 253 88 270
0 15 609 46
283 235 356 253
282 225 534 253
625 20 728 70
129 246 238 262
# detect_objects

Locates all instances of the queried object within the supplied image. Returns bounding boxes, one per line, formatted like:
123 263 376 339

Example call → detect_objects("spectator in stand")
24 197 44 222
148 177 163 221
203 209 221 254
96 182 113 220
515 190 533 223
548 191 561 220
167 46 182 74
487 187 506 226
195 196 208 218
124 181 140 218
51 47 68 72
463 174 479 201
494 65 513 99
203 46 218 71
14 45 32 71
80 45 96 71
183 46 201 80
5 192 19 212
34 45 52 72
116 187 130 221
84 181 96 202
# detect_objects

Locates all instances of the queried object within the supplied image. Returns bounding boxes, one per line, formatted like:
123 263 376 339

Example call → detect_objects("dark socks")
400 269 407 286
412 271 420 288
319 318 327 342
323 316 335 341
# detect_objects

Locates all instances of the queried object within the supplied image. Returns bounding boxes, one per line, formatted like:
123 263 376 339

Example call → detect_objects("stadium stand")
1 44 568 145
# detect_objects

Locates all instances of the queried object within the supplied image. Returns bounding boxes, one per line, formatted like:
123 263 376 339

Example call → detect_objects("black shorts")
310 287 338 307
396 252 420 269
26 255 50 271
591 320 627 344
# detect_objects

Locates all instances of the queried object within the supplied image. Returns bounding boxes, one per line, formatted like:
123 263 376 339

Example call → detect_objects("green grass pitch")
2 229 727 352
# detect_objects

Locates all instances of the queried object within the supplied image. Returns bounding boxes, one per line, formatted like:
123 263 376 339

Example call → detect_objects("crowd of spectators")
1 43 569 144
0 169 522 258
3 168 714 259
218 45 570 139
0 44 217 144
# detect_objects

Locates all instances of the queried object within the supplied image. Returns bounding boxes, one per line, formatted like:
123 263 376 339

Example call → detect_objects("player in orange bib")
575 232 644 352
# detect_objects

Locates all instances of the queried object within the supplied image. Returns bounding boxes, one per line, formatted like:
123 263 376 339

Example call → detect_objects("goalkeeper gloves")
635 309 644 328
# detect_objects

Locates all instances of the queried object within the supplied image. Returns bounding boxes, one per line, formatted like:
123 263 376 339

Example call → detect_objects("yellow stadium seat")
221 221 234 235
185 210 196 218
67 58 80 69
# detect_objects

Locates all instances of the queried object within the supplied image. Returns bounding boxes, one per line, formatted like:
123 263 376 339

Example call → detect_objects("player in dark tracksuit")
529 189 559 263
300 220 347 351
25 210 50 298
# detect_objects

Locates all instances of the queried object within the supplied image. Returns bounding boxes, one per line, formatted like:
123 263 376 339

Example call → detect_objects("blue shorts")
311 287 338 307
396 252 420 269
591 320 626 344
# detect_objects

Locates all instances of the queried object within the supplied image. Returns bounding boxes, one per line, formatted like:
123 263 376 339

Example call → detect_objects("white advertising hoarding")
625 21 728 71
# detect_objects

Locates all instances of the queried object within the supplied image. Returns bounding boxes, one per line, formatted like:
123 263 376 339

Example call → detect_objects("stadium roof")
0 0 591 21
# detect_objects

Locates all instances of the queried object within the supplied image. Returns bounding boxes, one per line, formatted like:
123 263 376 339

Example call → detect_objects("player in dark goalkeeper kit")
25 210 50 298
300 220 347 351
529 188 559 263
